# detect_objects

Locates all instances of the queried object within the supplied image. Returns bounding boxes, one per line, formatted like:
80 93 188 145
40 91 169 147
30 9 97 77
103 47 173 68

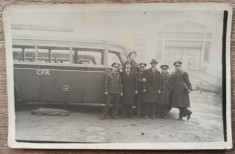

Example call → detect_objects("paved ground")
15 90 224 143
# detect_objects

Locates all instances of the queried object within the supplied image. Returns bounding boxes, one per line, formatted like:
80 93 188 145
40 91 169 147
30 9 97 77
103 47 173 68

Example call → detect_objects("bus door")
75 48 106 105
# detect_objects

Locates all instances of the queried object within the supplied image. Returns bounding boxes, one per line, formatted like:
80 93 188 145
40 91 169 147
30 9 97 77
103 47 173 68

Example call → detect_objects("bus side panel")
14 69 38 101
14 66 106 104
85 71 106 104
36 70 87 103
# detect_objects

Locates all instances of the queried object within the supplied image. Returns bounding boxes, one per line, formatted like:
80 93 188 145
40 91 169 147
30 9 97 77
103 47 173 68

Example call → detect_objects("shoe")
178 117 183 121
130 115 135 118
112 116 118 120
151 116 156 119
187 112 192 121
120 116 125 119
163 116 167 119
100 116 105 120
144 116 148 119
156 115 160 118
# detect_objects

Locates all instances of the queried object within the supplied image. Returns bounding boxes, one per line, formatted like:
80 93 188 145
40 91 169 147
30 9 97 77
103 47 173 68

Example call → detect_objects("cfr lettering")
36 69 50 76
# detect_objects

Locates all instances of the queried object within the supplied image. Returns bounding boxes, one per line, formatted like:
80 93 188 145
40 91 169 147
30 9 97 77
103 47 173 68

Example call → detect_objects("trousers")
158 104 168 116
122 104 134 117
136 94 145 117
179 107 192 117
145 103 157 117
101 94 120 117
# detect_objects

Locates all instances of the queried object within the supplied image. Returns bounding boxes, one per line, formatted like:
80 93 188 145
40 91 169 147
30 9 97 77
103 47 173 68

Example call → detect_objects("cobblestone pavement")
15 90 223 143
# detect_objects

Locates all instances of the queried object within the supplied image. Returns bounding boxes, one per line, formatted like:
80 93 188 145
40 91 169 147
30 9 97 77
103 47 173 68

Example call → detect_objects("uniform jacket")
137 71 144 94
142 68 161 103
159 72 171 105
121 68 138 105
170 71 192 108
104 71 123 94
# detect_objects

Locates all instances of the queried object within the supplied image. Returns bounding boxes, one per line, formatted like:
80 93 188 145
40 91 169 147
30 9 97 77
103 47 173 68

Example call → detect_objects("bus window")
37 49 49 63
51 50 71 64
24 49 36 62
73 49 104 65
13 48 23 62
107 51 122 66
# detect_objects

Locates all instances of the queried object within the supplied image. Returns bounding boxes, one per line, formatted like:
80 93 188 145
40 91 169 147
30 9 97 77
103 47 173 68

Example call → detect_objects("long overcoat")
170 71 192 108
130 60 139 72
159 73 172 105
121 69 138 105
142 68 161 103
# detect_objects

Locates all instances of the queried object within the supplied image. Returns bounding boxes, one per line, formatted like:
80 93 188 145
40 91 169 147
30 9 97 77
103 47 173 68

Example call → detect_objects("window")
206 33 212 39
107 51 121 66
13 48 23 62
73 49 104 65
37 49 49 63
134 39 145 61
24 48 36 62
204 41 210 61
13 46 37 62
51 50 71 64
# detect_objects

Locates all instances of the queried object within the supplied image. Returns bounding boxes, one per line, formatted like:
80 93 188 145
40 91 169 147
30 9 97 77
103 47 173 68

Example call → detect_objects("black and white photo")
3 3 233 150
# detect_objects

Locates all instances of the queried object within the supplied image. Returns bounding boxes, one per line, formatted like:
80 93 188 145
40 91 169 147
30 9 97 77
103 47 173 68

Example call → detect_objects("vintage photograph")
3 3 232 149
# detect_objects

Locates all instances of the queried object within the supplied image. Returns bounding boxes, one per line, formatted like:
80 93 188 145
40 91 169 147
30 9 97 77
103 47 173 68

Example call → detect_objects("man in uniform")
170 61 192 121
120 59 138 118
143 59 161 119
135 62 147 118
100 62 123 120
128 51 139 72
158 65 171 119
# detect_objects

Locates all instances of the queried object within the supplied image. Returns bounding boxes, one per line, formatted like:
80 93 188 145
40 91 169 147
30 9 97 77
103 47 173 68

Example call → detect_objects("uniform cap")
173 61 182 66
139 62 147 67
160 65 169 69
111 62 120 67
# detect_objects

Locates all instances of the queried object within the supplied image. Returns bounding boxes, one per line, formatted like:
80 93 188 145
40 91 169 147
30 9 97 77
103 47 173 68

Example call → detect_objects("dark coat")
121 69 138 105
170 71 192 108
142 68 161 103
159 73 172 105
136 71 144 94
104 71 123 94
131 60 139 72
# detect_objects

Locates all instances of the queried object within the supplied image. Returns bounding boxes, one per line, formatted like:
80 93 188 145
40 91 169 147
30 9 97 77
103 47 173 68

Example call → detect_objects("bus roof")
12 37 128 55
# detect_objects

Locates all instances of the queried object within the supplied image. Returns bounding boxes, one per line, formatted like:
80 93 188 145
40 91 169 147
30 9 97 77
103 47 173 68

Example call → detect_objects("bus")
13 38 128 106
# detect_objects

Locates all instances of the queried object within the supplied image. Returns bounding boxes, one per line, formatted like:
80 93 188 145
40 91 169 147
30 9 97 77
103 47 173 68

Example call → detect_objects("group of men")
100 51 193 121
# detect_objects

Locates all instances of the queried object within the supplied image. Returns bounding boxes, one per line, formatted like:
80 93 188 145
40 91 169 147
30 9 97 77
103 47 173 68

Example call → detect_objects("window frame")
107 50 123 67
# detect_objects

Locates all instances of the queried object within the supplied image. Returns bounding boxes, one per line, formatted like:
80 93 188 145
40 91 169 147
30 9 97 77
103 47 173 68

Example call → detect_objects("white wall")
11 10 224 73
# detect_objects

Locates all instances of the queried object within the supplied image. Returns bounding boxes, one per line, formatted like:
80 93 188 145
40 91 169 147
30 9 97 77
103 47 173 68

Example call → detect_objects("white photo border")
3 3 233 150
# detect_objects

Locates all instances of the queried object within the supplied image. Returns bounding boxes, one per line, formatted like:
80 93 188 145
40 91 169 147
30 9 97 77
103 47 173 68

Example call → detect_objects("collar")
176 70 183 74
